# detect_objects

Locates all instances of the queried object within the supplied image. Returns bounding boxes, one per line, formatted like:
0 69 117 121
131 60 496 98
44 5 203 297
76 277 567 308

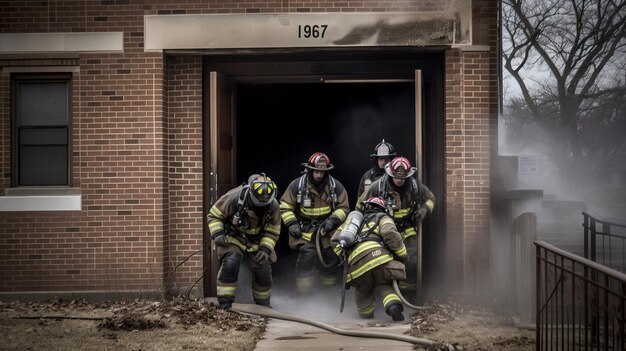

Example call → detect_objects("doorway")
237 82 415 203
237 82 414 263
203 50 446 298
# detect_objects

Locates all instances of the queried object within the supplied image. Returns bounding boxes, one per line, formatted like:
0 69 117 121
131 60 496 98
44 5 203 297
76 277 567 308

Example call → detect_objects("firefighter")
280 152 350 294
356 156 435 298
331 197 408 321
207 173 281 310
356 139 396 199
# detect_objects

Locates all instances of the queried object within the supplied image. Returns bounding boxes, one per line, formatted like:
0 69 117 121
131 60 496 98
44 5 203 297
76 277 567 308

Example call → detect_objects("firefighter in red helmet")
207 173 281 310
331 197 408 321
357 156 435 300
357 139 396 199
280 152 350 294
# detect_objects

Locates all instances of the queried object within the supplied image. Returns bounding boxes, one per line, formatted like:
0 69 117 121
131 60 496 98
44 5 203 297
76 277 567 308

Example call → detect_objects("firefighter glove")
414 207 429 224
213 234 229 248
320 217 339 236
254 247 271 265
288 223 302 239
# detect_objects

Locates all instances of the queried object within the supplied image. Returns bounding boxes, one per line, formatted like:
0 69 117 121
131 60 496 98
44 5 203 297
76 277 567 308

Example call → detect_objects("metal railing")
536 241 626 350
583 211 626 273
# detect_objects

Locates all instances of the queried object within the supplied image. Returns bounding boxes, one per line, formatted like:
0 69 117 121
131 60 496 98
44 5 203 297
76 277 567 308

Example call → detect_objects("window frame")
11 73 73 187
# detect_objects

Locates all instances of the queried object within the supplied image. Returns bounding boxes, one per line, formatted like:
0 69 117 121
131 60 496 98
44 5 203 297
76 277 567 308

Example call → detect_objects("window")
13 74 71 186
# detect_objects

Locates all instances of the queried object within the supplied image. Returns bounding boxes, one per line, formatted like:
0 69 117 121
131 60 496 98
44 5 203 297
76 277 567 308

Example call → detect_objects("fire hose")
392 279 431 311
229 302 435 347
315 225 336 269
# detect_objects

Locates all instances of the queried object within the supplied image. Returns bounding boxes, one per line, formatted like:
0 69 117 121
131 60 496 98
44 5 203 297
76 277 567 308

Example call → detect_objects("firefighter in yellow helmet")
356 139 396 199
207 173 281 309
280 152 350 294
331 197 408 321
357 156 435 299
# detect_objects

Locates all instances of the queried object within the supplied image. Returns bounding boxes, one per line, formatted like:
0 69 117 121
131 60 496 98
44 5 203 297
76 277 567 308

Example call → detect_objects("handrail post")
591 217 597 263
584 212 589 259
536 243 541 351
622 280 625 351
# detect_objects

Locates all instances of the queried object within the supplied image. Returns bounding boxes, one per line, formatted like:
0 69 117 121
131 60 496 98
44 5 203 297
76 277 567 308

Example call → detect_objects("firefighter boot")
218 299 232 310
386 303 404 321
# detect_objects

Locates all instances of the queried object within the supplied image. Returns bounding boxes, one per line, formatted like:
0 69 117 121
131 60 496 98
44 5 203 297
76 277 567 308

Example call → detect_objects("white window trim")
0 195 81 212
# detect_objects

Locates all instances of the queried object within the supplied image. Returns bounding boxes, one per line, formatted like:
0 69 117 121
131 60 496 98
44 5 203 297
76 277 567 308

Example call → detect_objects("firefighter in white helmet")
357 156 435 300
356 139 396 199
207 173 281 310
332 197 408 321
280 152 350 294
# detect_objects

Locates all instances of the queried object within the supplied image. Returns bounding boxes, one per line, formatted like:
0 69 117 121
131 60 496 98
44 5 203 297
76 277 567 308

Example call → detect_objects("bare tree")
502 0 626 184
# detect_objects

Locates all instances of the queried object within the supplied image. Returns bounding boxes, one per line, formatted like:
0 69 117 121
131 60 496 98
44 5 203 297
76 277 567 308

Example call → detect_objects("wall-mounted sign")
144 10 471 51
518 155 543 175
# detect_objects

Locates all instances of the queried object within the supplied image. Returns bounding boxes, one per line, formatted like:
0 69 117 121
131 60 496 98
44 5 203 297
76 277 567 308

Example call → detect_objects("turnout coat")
331 211 407 283
207 185 281 262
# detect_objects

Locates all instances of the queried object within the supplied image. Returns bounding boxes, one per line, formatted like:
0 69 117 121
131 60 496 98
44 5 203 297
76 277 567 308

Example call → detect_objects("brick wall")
0 0 498 296
444 0 498 293
0 1 166 294
164 55 204 297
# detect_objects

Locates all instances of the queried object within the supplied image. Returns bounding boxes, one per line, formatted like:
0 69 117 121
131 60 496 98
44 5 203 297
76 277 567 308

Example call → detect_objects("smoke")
493 104 625 322
232 253 400 321
271 283 360 321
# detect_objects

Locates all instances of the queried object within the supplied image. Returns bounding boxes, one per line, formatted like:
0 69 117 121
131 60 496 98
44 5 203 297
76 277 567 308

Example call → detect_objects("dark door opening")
204 51 446 299
237 82 415 278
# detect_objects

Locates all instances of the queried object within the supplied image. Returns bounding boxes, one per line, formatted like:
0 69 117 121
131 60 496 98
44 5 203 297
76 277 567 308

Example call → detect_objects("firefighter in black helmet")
207 173 281 310
331 197 408 321
280 152 350 294
356 139 397 199
357 156 435 301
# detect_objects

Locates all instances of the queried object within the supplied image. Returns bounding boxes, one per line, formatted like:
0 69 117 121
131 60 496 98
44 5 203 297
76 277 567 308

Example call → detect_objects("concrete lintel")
0 32 123 54
145 11 472 51
450 44 490 51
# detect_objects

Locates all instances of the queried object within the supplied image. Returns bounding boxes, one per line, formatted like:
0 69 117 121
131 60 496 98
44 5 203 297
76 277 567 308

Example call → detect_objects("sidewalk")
254 318 415 351
217 268 422 350
251 289 417 351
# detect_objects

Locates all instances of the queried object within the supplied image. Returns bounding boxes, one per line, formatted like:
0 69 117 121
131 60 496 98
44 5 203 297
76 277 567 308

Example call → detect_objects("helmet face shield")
248 173 277 207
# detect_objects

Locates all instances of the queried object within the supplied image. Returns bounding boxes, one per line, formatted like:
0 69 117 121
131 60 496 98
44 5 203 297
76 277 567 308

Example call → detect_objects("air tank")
337 211 364 248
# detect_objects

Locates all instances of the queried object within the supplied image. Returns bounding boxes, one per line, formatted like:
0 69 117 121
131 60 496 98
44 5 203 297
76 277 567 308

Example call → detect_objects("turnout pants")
350 260 406 319
294 242 339 294
216 245 272 306
398 235 418 299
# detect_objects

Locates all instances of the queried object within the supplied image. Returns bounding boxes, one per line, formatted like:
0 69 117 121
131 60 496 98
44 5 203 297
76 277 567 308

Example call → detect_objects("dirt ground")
409 299 535 351
0 298 265 351
0 297 534 351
